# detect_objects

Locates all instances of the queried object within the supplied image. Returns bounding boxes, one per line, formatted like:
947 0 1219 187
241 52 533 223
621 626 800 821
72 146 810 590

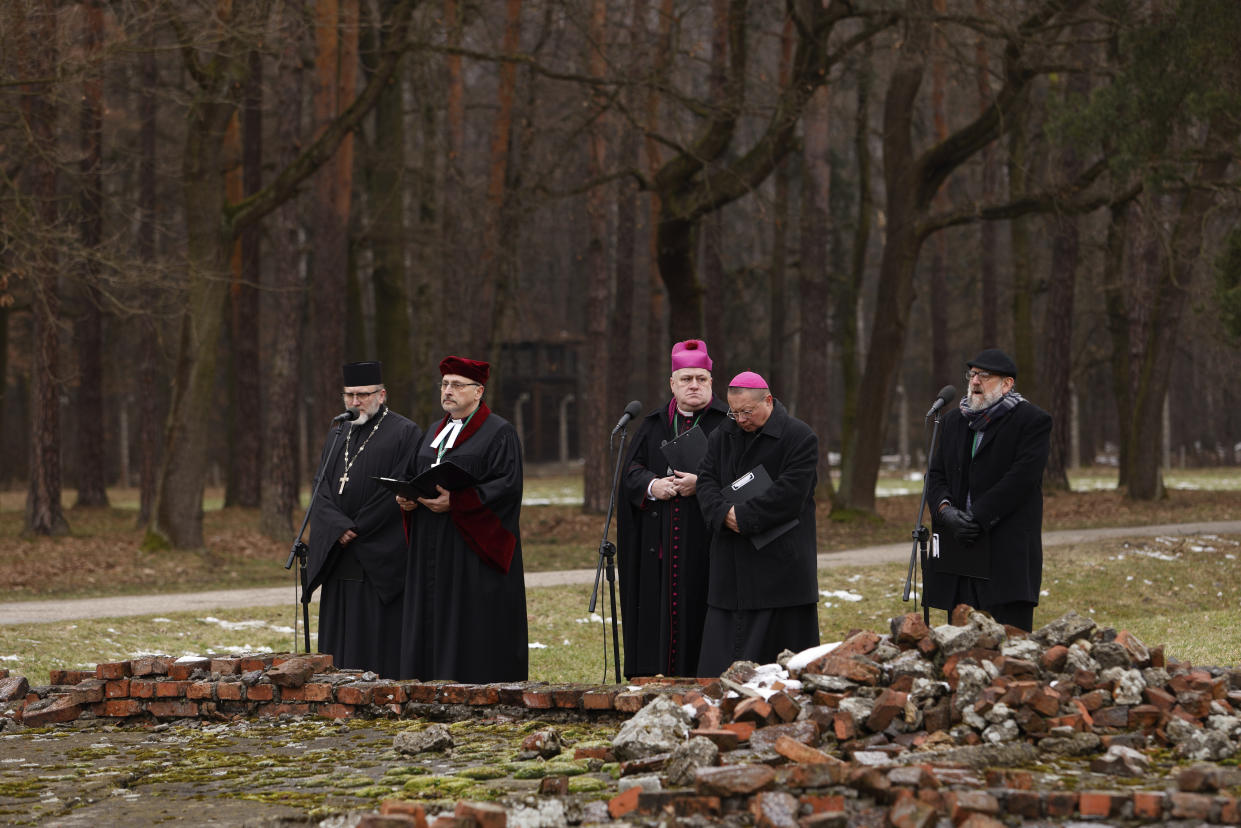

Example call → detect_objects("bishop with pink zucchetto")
616 339 730 679
693 369 821 675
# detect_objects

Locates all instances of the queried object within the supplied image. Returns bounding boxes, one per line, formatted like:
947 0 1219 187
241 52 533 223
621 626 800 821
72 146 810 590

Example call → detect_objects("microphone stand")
902 408 947 625
285 421 348 653
588 424 629 684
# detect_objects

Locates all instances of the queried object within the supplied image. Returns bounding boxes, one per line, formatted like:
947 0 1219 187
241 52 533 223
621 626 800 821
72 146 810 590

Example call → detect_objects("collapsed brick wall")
6 607 1241 827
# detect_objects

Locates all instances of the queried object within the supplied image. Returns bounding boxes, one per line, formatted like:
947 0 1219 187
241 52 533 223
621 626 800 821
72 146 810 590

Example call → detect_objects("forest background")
2 0 1241 552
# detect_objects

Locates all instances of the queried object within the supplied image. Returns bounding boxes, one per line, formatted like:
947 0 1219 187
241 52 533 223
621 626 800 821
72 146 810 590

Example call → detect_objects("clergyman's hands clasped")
939 505 982 546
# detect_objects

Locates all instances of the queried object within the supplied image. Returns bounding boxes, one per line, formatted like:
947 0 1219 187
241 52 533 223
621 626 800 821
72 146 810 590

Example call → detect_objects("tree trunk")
75 0 109 508
309 0 359 432
260 18 306 540
22 0 69 536
474 0 523 358
975 0 999 347
136 44 160 526
1008 118 1035 385
582 0 611 514
799 84 835 498
226 51 264 508
927 0 951 388
368 5 413 416
768 17 794 393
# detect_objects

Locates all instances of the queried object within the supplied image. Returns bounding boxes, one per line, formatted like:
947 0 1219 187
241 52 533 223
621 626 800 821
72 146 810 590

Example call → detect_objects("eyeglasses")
674 374 711 386
440 380 481 391
727 403 765 421
965 370 996 382
342 389 383 401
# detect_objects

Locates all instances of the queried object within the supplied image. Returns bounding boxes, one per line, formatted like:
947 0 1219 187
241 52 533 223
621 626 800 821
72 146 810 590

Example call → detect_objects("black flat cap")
966 348 1017 378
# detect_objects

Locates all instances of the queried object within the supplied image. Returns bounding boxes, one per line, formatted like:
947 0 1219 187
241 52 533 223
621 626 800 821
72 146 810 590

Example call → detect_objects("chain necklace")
338 407 389 494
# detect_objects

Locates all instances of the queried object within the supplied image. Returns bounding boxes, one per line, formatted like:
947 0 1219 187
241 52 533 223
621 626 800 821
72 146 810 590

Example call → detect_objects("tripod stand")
587 420 632 684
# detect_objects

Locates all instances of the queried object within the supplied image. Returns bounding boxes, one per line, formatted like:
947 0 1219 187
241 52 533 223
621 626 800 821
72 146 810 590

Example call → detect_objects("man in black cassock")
695 371 820 676
617 339 728 678
395 355 528 683
306 361 422 678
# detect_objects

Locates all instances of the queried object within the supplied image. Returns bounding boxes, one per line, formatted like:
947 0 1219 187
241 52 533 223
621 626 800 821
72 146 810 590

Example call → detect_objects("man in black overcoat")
695 371 820 676
924 348 1052 631
618 339 729 678
306 361 422 678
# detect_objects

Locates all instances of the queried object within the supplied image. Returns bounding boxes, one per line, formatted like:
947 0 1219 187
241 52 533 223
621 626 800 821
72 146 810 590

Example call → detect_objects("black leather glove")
938 505 981 546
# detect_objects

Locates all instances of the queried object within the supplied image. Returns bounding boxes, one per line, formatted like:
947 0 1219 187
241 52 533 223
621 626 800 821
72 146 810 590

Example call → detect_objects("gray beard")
349 409 370 426
967 386 1004 412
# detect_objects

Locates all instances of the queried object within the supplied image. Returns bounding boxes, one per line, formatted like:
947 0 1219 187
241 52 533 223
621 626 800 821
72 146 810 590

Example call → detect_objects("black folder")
930 522 991 579
660 425 708 473
373 460 477 500
722 465 799 550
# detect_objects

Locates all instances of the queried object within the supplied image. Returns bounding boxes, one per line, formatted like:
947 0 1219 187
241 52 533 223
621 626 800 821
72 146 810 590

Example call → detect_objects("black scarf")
960 390 1024 432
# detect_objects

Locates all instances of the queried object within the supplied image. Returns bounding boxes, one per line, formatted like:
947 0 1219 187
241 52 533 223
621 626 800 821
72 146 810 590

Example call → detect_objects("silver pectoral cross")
338 472 349 494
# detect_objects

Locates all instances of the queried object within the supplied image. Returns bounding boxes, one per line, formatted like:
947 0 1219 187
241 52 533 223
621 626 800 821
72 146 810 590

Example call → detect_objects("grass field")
1 469 1239 686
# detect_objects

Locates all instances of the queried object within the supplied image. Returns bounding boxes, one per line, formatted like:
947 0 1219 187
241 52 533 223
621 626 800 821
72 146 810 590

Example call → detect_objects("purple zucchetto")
728 371 768 389
670 339 713 372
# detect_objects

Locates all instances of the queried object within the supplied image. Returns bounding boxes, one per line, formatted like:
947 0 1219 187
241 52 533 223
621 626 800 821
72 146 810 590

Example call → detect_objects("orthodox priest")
396 356 528 683
306 361 422 678
617 339 728 678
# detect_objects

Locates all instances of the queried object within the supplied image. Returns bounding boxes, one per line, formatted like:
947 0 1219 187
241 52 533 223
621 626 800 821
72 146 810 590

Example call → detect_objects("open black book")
722 464 799 550
373 460 478 500
930 521 991 579
660 425 708 473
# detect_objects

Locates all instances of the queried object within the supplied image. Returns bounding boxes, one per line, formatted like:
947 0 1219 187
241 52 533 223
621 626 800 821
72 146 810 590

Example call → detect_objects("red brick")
337 685 373 705
891 612 931 647
553 687 585 708
695 764 776 797
95 661 131 680
581 690 616 710
257 702 311 717
613 690 649 712
102 698 143 718
467 686 499 705
406 683 440 703
302 683 334 702
768 690 802 722
1045 792 1079 818
721 720 756 741
216 682 244 701
1004 790 1042 819
833 710 857 741
438 683 471 704
317 703 354 719
155 680 189 698
148 700 198 718
521 688 554 709
692 728 740 751
1133 791 1166 820
238 654 275 672
957 816 1005 828
22 695 82 727
887 798 938 828
246 683 275 702
865 688 908 732
801 653 881 685
210 657 241 675
279 685 307 701
103 679 130 698
750 790 801 828
372 684 408 705
608 787 641 819
573 746 614 761
380 800 428 828
186 682 215 700
735 697 775 725
833 630 881 657
1219 795 1240 824
273 652 332 672
1079 791 1124 818
799 793 845 814
130 656 173 677
773 734 835 764
168 658 210 680
129 679 157 699
68 679 106 705
1129 704 1163 729
1171 792 1215 821
454 801 506 828
637 792 720 818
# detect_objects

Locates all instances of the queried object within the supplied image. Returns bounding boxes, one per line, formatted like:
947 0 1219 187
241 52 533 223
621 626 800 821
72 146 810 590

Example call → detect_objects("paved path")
2 520 1239 626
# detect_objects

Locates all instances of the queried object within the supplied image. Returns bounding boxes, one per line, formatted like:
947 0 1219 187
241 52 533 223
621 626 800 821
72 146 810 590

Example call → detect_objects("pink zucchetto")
670 339 713 372
729 371 768 389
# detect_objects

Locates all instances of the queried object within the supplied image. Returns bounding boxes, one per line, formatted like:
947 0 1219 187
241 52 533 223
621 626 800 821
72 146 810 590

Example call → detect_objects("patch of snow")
785 641 839 673
528 642 548 649
819 589 864 602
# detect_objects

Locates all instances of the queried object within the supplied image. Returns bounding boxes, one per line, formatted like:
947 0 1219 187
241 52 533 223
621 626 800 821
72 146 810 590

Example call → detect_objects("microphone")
610 400 643 436
333 409 360 423
925 385 957 418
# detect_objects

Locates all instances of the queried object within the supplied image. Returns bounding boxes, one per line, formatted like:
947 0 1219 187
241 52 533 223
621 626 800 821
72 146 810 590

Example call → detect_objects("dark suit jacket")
924 398 1052 609
696 401 819 611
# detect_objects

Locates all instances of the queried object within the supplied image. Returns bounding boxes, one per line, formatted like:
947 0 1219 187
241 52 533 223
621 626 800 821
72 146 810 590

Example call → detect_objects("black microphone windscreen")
624 400 642 418
937 385 957 404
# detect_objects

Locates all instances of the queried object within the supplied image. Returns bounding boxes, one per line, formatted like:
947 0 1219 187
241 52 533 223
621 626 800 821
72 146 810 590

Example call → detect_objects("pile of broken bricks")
5 606 1241 826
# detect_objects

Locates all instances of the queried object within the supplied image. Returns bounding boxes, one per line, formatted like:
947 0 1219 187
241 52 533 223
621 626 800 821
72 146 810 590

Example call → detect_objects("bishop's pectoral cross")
338 472 349 494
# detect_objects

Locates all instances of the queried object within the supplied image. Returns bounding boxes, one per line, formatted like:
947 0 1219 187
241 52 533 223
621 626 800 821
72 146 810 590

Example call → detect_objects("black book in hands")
722 465 799 550
373 460 477 500
930 520 991 579
659 425 708 473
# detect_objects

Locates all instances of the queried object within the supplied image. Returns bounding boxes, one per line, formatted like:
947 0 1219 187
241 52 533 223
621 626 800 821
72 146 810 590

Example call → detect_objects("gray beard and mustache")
967 385 1005 412
348 407 370 425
